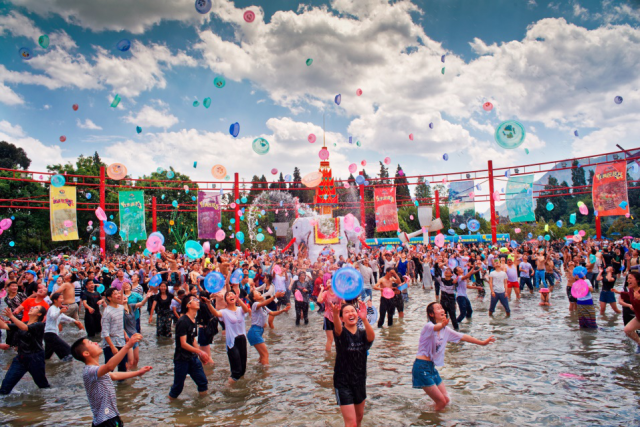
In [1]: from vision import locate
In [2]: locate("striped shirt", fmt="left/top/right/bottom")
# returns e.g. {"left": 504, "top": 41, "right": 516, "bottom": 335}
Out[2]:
{"left": 83, "top": 365, "right": 119, "bottom": 425}
{"left": 101, "top": 305, "right": 126, "bottom": 348}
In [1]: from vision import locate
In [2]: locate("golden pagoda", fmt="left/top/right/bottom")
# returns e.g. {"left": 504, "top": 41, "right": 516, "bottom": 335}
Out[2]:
{"left": 315, "top": 126, "right": 338, "bottom": 216}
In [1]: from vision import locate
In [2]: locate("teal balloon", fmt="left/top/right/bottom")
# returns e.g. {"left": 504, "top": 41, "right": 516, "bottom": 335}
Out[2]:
{"left": 236, "top": 231, "right": 245, "bottom": 241}
{"left": 172, "top": 200, "right": 178, "bottom": 208}
{"left": 241, "top": 197, "right": 247, "bottom": 203}
{"left": 252, "top": 138, "right": 270, "bottom": 155}
{"left": 203, "top": 97, "right": 211, "bottom": 108}
{"left": 544, "top": 234, "right": 551, "bottom": 241}
{"left": 495, "top": 120, "right": 526, "bottom": 149}
{"left": 546, "top": 202, "right": 554, "bottom": 211}
{"left": 9, "top": 241, "right": 15, "bottom": 247}
{"left": 136, "top": 126, "right": 142, "bottom": 134}
{"left": 166, "top": 170, "right": 175, "bottom": 179}
{"left": 184, "top": 240, "right": 204, "bottom": 260}
{"left": 214, "top": 76, "right": 226, "bottom": 88}
{"left": 256, "top": 233, "right": 265, "bottom": 242}
{"left": 193, "top": 100, "right": 200, "bottom": 107}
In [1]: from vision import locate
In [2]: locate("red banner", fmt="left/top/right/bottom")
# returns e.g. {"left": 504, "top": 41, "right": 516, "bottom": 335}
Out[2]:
{"left": 374, "top": 186, "right": 398, "bottom": 232}
{"left": 592, "top": 161, "right": 629, "bottom": 217}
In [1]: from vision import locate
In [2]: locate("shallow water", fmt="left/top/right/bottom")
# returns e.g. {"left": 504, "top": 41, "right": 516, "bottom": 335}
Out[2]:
{"left": 1, "top": 279, "right": 639, "bottom": 426}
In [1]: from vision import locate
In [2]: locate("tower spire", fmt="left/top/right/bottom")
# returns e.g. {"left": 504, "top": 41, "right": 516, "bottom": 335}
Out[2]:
{"left": 323, "top": 114, "right": 326, "bottom": 148}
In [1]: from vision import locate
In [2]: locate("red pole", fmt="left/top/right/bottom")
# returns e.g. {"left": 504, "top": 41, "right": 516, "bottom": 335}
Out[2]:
{"left": 595, "top": 215, "right": 602, "bottom": 240}
{"left": 99, "top": 166, "right": 106, "bottom": 256}
{"left": 234, "top": 172, "right": 240, "bottom": 251}
{"left": 434, "top": 189, "right": 441, "bottom": 234}
{"left": 152, "top": 196, "right": 157, "bottom": 232}
{"left": 358, "top": 172, "right": 366, "bottom": 228}
{"left": 488, "top": 160, "right": 497, "bottom": 244}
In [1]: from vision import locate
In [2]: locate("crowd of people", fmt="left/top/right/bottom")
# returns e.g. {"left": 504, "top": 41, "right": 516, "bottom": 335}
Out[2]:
{"left": 0, "top": 236, "right": 639, "bottom": 426}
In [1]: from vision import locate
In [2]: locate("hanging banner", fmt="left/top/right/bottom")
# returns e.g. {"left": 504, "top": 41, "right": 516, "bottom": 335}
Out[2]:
{"left": 449, "top": 180, "right": 475, "bottom": 226}
{"left": 592, "top": 161, "right": 629, "bottom": 216}
{"left": 374, "top": 186, "right": 398, "bottom": 232}
{"left": 118, "top": 190, "right": 147, "bottom": 241}
{"left": 197, "top": 191, "right": 222, "bottom": 239}
{"left": 50, "top": 186, "right": 79, "bottom": 241}
{"left": 506, "top": 175, "right": 535, "bottom": 222}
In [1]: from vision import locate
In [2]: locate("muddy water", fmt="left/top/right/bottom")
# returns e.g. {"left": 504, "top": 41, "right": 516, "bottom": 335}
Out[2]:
{"left": 1, "top": 280, "right": 638, "bottom": 426}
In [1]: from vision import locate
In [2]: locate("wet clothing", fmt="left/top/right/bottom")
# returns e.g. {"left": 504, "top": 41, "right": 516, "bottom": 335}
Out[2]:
{"left": 333, "top": 326, "right": 372, "bottom": 406}
{"left": 0, "top": 322, "right": 49, "bottom": 394}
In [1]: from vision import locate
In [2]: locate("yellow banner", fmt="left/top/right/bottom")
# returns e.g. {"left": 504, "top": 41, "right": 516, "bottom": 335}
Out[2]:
{"left": 50, "top": 186, "right": 79, "bottom": 241}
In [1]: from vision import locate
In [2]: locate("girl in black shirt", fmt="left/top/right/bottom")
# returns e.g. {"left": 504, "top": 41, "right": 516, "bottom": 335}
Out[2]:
{"left": 149, "top": 282, "right": 174, "bottom": 338}
{"left": 327, "top": 300, "right": 375, "bottom": 427}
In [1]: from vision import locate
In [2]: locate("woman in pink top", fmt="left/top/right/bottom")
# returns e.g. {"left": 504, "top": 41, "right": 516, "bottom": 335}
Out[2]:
{"left": 317, "top": 280, "right": 343, "bottom": 352}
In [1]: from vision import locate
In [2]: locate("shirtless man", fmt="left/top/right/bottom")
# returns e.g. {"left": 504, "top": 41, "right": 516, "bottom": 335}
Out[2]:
{"left": 373, "top": 268, "right": 401, "bottom": 328}
{"left": 534, "top": 250, "right": 547, "bottom": 289}
{"left": 58, "top": 273, "right": 80, "bottom": 320}
{"left": 544, "top": 252, "right": 558, "bottom": 292}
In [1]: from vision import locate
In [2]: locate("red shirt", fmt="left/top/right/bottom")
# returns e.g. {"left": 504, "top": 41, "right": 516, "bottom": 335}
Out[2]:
{"left": 20, "top": 298, "right": 50, "bottom": 322}
{"left": 621, "top": 291, "right": 640, "bottom": 319}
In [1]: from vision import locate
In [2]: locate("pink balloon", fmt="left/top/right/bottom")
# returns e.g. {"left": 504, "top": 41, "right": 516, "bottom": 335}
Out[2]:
{"left": 578, "top": 230, "right": 586, "bottom": 237}
{"left": 0, "top": 218, "right": 12, "bottom": 230}
{"left": 267, "top": 227, "right": 273, "bottom": 234}
{"left": 483, "top": 102, "right": 493, "bottom": 111}
{"left": 579, "top": 205, "right": 588, "bottom": 215}
{"left": 159, "top": 245, "right": 165, "bottom": 252}
{"left": 410, "top": 215, "right": 414, "bottom": 220}
{"left": 354, "top": 226, "right": 361, "bottom": 233}
{"left": 344, "top": 182, "right": 350, "bottom": 189}
{"left": 203, "top": 242, "right": 210, "bottom": 253}
{"left": 63, "top": 220, "right": 73, "bottom": 228}
{"left": 230, "top": 203, "right": 236, "bottom": 209}
{"left": 435, "top": 234, "right": 445, "bottom": 248}
{"left": 514, "top": 228, "right": 521, "bottom": 233}
{"left": 88, "top": 221, "right": 93, "bottom": 226}
{"left": 356, "top": 88, "right": 362, "bottom": 96}
{"left": 625, "top": 212, "right": 631, "bottom": 218}
{"left": 114, "top": 244, "right": 119, "bottom": 249}
{"left": 146, "top": 235, "right": 162, "bottom": 252}
{"left": 409, "top": 133, "right": 414, "bottom": 141}
{"left": 468, "top": 192, "right": 475, "bottom": 199}
{"left": 271, "top": 168, "right": 278, "bottom": 175}
{"left": 215, "top": 229, "right": 225, "bottom": 242}
{"left": 384, "top": 157, "right": 391, "bottom": 165}
{"left": 493, "top": 191, "right": 501, "bottom": 202}
{"left": 348, "top": 163, "right": 357, "bottom": 174}
{"left": 308, "top": 134, "right": 316, "bottom": 143}
{"left": 361, "top": 160, "right": 367, "bottom": 166}
{"left": 95, "top": 207, "right": 107, "bottom": 222}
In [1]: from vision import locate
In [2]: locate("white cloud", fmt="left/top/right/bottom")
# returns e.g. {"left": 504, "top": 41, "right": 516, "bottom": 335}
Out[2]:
{"left": 8, "top": 0, "right": 203, "bottom": 34}
{"left": 0, "top": 82, "right": 24, "bottom": 105}
{"left": 0, "top": 11, "right": 77, "bottom": 50}
{"left": 0, "top": 121, "right": 71, "bottom": 171}
{"left": 573, "top": 3, "right": 588, "bottom": 19}
{"left": 124, "top": 105, "right": 178, "bottom": 128}
{"left": 77, "top": 118, "right": 102, "bottom": 130}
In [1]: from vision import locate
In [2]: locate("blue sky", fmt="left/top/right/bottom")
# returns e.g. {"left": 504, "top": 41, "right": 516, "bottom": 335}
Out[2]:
{"left": 1, "top": 0, "right": 640, "bottom": 190}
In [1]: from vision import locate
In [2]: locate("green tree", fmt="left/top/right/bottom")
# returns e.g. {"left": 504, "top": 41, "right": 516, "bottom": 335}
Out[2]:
{"left": 415, "top": 177, "right": 432, "bottom": 203}
{"left": 0, "top": 141, "right": 31, "bottom": 169}
{"left": 571, "top": 160, "right": 587, "bottom": 190}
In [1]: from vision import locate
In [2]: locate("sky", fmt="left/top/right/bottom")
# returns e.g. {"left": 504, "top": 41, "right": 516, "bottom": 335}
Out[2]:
{"left": 1, "top": 0, "right": 640, "bottom": 192}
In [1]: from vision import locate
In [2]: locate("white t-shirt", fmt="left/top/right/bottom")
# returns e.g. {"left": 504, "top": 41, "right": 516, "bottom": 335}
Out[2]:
{"left": 489, "top": 270, "right": 507, "bottom": 293}
{"left": 416, "top": 322, "right": 464, "bottom": 367}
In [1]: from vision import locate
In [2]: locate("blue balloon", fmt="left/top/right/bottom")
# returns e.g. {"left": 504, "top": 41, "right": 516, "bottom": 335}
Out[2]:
{"left": 149, "top": 231, "right": 165, "bottom": 244}
{"left": 204, "top": 272, "right": 225, "bottom": 293}
{"left": 556, "top": 220, "right": 563, "bottom": 227}
{"left": 236, "top": 231, "right": 245, "bottom": 241}
{"left": 510, "top": 240, "right": 518, "bottom": 248}
{"left": 448, "top": 229, "right": 455, "bottom": 235}
{"left": 285, "top": 174, "right": 292, "bottom": 181}
{"left": 195, "top": 0, "right": 212, "bottom": 14}
{"left": 467, "top": 219, "right": 480, "bottom": 232}
{"left": 335, "top": 94, "right": 341, "bottom": 105}
{"left": 116, "top": 39, "right": 131, "bottom": 52}
{"left": 96, "top": 284, "right": 105, "bottom": 294}
{"left": 229, "top": 122, "right": 240, "bottom": 138}
{"left": 332, "top": 267, "right": 363, "bottom": 300}
{"left": 528, "top": 232, "right": 533, "bottom": 239}
{"left": 248, "top": 270, "right": 256, "bottom": 279}
{"left": 230, "top": 268, "right": 244, "bottom": 284}
{"left": 149, "top": 274, "right": 162, "bottom": 287}
{"left": 19, "top": 47, "right": 33, "bottom": 60}
{"left": 104, "top": 221, "right": 118, "bottom": 235}
{"left": 355, "top": 175, "right": 365, "bottom": 185}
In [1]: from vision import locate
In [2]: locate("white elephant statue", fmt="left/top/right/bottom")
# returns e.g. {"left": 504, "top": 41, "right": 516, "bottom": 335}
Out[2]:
{"left": 291, "top": 216, "right": 363, "bottom": 261}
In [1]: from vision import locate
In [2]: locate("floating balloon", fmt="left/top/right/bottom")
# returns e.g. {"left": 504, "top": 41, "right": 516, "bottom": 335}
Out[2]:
{"left": 110, "top": 94, "right": 121, "bottom": 108}
{"left": 495, "top": 120, "right": 526, "bottom": 149}
{"left": 619, "top": 201, "right": 628, "bottom": 209}
{"left": 571, "top": 279, "right": 589, "bottom": 299}
{"left": 570, "top": 213, "right": 577, "bottom": 224}
{"left": 356, "top": 140, "right": 361, "bottom": 147}
{"left": 236, "top": 231, "right": 245, "bottom": 241}
{"left": 335, "top": 94, "right": 341, "bottom": 105}
{"left": 409, "top": 133, "right": 414, "bottom": 141}
{"left": 204, "top": 272, "right": 225, "bottom": 294}
{"left": 252, "top": 138, "right": 270, "bottom": 155}
{"left": 105, "top": 163, "right": 127, "bottom": 181}
{"left": 184, "top": 185, "right": 189, "bottom": 193}
{"left": 38, "top": 35, "right": 50, "bottom": 49}
{"left": 356, "top": 88, "right": 363, "bottom": 96}
{"left": 429, "top": 122, "right": 434, "bottom": 129}
{"left": 193, "top": 100, "right": 200, "bottom": 107}
{"left": 546, "top": 202, "right": 554, "bottom": 211}
{"left": 195, "top": 0, "right": 212, "bottom": 14}
{"left": 284, "top": 174, "right": 291, "bottom": 181}
{"left": 493, "top": 191, "right": 500, "bottom": 202}
{"left": 514, "top": 228, "right": 521, "bottom": 234}
{"left": 348, "top": 163, "right": 357, "bottom": 174}
{"left": 71, "top": 104, "right": 79, "bottom": 112}
{"left": 211, "top": 164, "right": 227, "bottom": 179}
{"left": 51, "top": 174, "right": 65, "bottom": 187}
{"left": 441, "top": 67, "right": 445, "bottom": 75}
{"left": 306, "top": 58, "right": 313, "bottom": 66}
{"left": 104, "top": 221, "right": 118, "bottom": 235}
{"left": 215, "top": 229, "right": 225, "bottom": 242}
{"left": 307, "top": 133, "right": 317, "bottom": 143}
{"left": 243, "top": 10, "right": 256, "bottom": 22}
{"left": 0, "top": 219, "right": 12, "bottom": 230}
{"left": 434, "top": 233, "right": 445, "bottom": 248}
{"left": 9, "top": 241, "right": 15, "bottom": 247}
{"left": 19, "top": 47, "right": 32, "bottom": 60}
{"left": 361, "top": 160, "right": 367, "bottom": 167}
{"left": 172, "top": 200, "right": 178, "bottom": 208}
{"left": 318, "top": 147, "right": 329, "bottom": 160}
{"left": 443, "top": 153, "right": 449, "bottom": 161}
{"left": 135, "top": 126, "right": 142, "bottom": 134}
{"left": 146, "top": 235, "right": 162, "bottom": 252}
{"left": 524, "top": 148, "right": 529, "bottom": 155}
{"left": 214, "top": 76, "right": 226, "bottom": 88}
{"left": 166, "top": 170, "right": 175, "bottom": 179}
{"left": 614, "top": 96, "right": 623, "bottom": 105}
{"left": 384, "top": 157, "right": 391, "bottom": 165}
{"left": 574, "top": 130, "right": 579, "bottom": 137}
{"left": 60, "top": 136, "right": 66, "bottom": 142}
{"left": 149, "top": 231, "right": 165, "bottom": 245}
{"left": 256, "top": 233, "right": 265, "bottom": 242}
{"left": 185, "top": 240, "right": 204, "bottom": 259}
{"left": 271, "top": 168, "right": 278, "bottom": 175}
{"left": 441, "top": 55, "right": 445, "bottom": 63}
{"left": 556, "top": 220, "right": 563, "bottom": 227}
{"left": 229, "top": 122, "right": 240, "bottom": 138}
{"left": 467, "top": 219, "right": 480, "bottom": 232}
{"left": 302, "top": 171, "right": 323, "bottom": 188}
{"left": 116, "top": 39, "right": 131, "bottom": 52}
{"left": 63, "top": 220, "right": 73, "bottom": 228}
{"left": 448, "top": 229, "right": 456, "bottom": 236}
{"left": 332, "top": 267, "right": 364, "bottom": 300}
{"left": 203, "top": 97, "right": 211, "bottom": 108}
{"left": 355, "top": 175, "right": 365, "bottom": 185}
{"left": 579, "top": 205, "right": 588, "bottom": 215}
{"left": 483, "top": 102, "right": 493, "bottom": 111}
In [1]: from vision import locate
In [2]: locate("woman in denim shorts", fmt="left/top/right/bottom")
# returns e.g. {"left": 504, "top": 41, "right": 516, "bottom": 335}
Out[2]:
{"left": 412, "top": 302, "right": 496, "bottom": 410}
